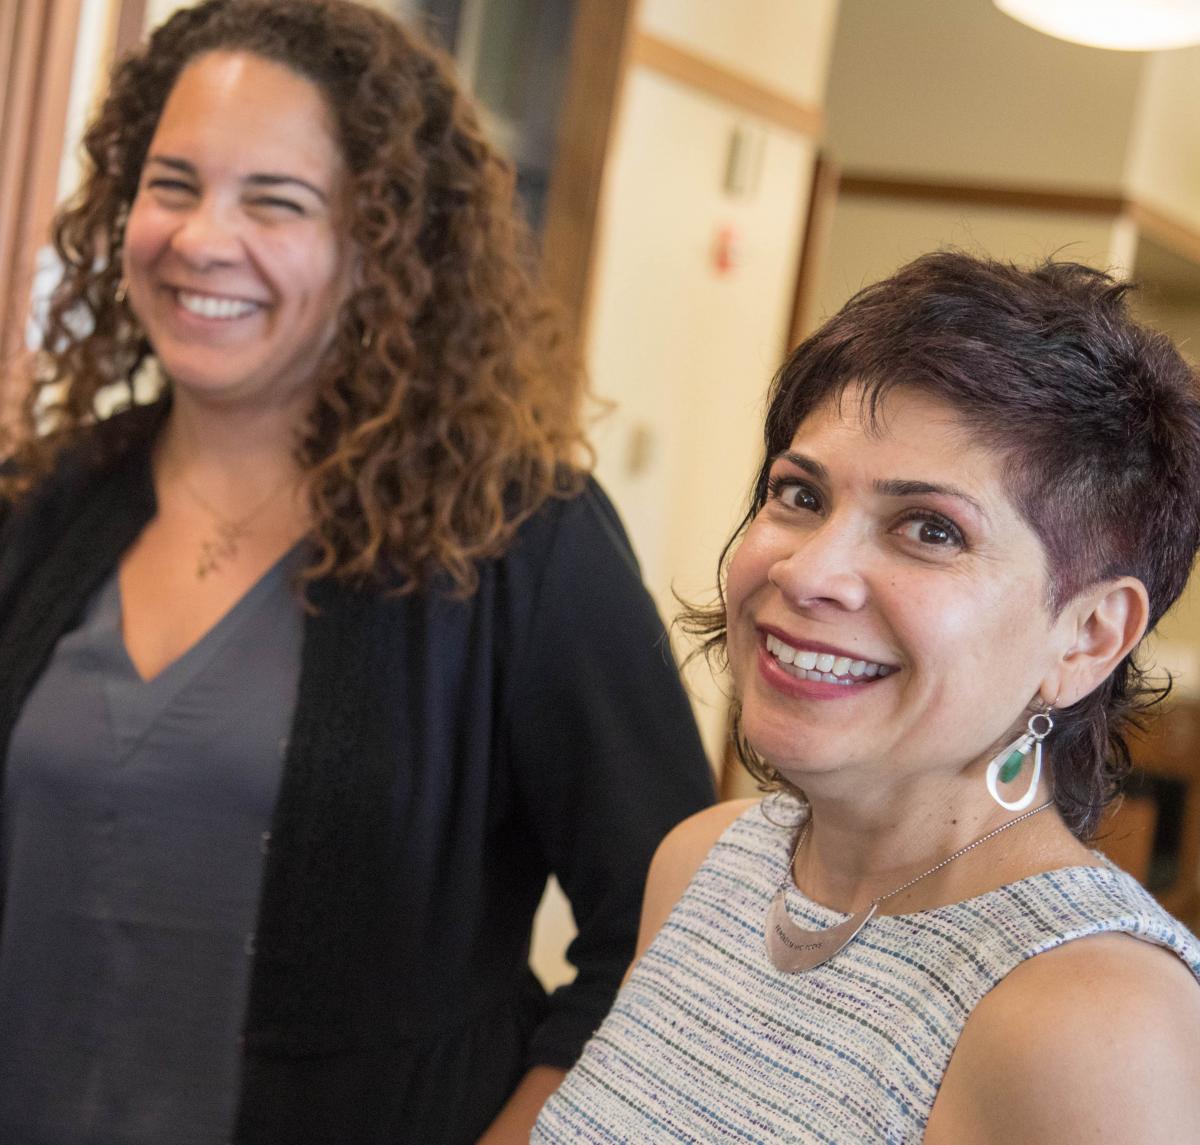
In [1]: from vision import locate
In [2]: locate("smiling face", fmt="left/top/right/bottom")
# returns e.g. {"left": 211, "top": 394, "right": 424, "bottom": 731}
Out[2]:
{"left": 726, "top": 386, "right": 1076, "bottom": 795}
{"left": 122, "top": 51, "right": 354, "bottom": 409}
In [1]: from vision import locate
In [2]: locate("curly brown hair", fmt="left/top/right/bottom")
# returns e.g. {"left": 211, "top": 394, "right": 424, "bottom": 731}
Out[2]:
{"left": 2, "top": 0, "right": 587, "bottom": 595}
{"left": 682, "top": 253, "right": 1200, "bottom": 840}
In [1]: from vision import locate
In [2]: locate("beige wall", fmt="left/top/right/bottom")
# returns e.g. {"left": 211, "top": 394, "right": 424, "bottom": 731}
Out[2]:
{"left": 826, "top": 0, "right": 1142, "bottom": 190}
{"left": 640, "top": 0, "right": 838, "bottom": 105}
{"left": 1126, "top": 44, "right": 1200, "bottom": 233}
{"left": 818, "top": 196, "right": 1120, "bottom": 320}
{"left": 587, "top": 3, "right": 839, "bottom": 762}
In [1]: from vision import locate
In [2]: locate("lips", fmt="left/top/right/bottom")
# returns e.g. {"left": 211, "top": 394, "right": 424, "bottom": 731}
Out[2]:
{"left": 764, "top": 631, "right": 895, "bottom": 685}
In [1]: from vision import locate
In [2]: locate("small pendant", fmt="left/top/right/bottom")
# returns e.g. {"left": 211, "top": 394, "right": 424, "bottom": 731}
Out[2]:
{"left": 765, "top": 891, "right": 877, "bottom": 973}
{"left": 196, "top": 521, "right": 247, "bottom": 580}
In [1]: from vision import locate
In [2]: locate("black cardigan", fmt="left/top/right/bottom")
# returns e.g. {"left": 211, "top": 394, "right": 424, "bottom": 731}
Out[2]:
{"left": 0, "top": 415, "right": 715, "bottom": 1143}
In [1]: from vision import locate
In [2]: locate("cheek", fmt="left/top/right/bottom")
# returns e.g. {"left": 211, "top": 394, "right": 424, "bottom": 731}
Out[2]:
{"left": 122, "top": 200, "right": 165, "bottom": 274}
{"left": 725, "top": 530, "right": 768, "bottom": 616}
{"left": 899, "top": 574, "right": 1048, "bottom": 684}
{"left": 265, "top": 227, "right": 344, "bottom": 301}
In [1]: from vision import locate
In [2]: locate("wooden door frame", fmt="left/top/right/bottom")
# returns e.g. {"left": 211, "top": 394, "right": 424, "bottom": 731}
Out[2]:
{"left": 1, "top": 0, "right": 84, "bottom": 388}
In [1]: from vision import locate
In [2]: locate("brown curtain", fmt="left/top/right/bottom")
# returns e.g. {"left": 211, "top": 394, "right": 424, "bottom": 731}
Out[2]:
{"left": 0, "top": 0, "right": 82, "bottom": 408}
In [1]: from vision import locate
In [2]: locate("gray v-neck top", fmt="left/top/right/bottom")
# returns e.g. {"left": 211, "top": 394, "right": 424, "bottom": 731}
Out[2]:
{"left": 0, "top": 552, "right": 303, "bottom": 1144}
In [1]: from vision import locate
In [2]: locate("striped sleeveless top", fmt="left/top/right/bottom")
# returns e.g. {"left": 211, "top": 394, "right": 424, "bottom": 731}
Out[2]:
{"left": 534, "top": 801, "right": 1200, "bottom": 1143}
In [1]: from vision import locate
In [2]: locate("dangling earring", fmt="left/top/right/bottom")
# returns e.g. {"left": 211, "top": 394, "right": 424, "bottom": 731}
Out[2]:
{"left": 115, "top": 278, "right": 128, "bottom": 306}
{"left": 986, "top": 706, "right": 1053, "bottom": 811}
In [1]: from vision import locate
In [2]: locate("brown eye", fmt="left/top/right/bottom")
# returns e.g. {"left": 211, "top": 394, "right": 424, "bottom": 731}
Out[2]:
{"left": 767, "top": 476, "right": 821, "bottom": 513}
{"left": 895, "top": 514, "right": 964, "bottom": 549}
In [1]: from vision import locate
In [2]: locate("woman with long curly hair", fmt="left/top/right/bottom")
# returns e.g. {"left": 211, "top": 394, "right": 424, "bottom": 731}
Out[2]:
{"left": 0, "top": 2, "right": 714, "bottom": 1142}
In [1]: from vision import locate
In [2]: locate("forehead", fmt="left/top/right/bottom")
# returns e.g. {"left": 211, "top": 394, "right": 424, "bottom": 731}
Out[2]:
{"left": 793, "top": 386, "right": 968, "bottom": 446}
{"left": 787, "top": 386, "right": 1007, "bottom": 495}
{"left": 151, "top": 51, "right": 343, "bottom": 177}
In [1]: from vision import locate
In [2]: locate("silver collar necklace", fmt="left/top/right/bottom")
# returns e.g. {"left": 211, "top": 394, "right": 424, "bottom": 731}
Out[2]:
{"left": 765, "top": 800, "right": 1054, "bottom": 973}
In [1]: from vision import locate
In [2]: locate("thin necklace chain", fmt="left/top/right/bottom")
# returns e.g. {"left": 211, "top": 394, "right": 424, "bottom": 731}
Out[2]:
{"left": 787, "top": 799, "right": 1055, "bottom": 909}
{"left": 178, "top": 469, "right": 293, "bottom": 531}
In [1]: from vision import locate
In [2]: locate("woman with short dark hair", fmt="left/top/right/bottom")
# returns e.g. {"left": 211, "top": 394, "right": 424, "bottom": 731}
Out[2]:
{"left": 0, "top": 3, "right": 714, "bottom": 1142}
{"left": 535, "top": 253, "right": 1200, "bottom": 1143}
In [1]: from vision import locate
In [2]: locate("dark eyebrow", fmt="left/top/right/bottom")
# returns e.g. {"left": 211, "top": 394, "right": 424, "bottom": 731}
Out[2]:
{"left": 245, "top": 173, "right": 328, "bottom": 204}
{"left": 144, "top": 156, "right": 328, "bottom": 203}
{"left": 773, "top": 453, "right": 988, "bottom": 520}
{"left": 145, "top": 155, "right": 197, "bottom": 176}
{"left": 776, "top": 452, "right": 829, "bottom": 481}
{"left": 874, "top": 478, "right": 987, "bottom": 520}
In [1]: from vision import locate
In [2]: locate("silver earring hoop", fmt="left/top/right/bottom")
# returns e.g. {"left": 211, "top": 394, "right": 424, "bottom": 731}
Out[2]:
{"left": 986, "top": 707, "right": 1053, "bottom": 811}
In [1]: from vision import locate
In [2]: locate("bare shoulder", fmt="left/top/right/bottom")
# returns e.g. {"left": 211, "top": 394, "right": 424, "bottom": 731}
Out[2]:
{"left": 631, "top": 799, "right": 758, "bottom": 966}
{"left": 927, "top": 933, "right": 1200, "bottom": 1144}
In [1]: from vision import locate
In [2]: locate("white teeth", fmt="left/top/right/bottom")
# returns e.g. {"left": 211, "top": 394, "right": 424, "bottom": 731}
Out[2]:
{"left": 767, "top": 634, "right": 795, "bottom": 664}
{"left": 765, "top": 635, "right": 892, "bottom": 683}
{"left": 177, "top": 290, "right": 258, "bottom": 319}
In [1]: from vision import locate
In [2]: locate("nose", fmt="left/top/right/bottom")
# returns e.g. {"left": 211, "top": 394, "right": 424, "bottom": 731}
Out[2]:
{"left": 767, "top": 516, "right": 869, "bottom": 613}
{"left": 168, "top": 201, "right": 243, "bottom": 269}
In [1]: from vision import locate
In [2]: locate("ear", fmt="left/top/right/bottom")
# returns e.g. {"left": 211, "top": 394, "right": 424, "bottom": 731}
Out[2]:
{"left": 1043, "top": 576, "right": 1150, "bottom": 708}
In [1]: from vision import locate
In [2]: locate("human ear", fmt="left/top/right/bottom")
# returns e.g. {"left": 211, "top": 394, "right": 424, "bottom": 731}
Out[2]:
{"left": 1044, "top": 577, "right": 1150, "bottom": 708}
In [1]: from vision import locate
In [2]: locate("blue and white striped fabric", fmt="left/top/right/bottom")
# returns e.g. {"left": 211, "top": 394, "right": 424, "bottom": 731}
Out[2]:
{"left": 534, "top": 800, "right": 1200, "bottom": 1143}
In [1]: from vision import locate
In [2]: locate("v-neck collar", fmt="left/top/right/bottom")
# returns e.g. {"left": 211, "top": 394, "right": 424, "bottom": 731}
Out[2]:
{"left": 97, "top": 548, "right": 300, "bottom": 752}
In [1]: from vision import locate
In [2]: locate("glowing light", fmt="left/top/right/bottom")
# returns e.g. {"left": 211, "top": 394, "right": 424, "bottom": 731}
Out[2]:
{"left": 995, "top": 0, "right": 1200, "bottom": 51}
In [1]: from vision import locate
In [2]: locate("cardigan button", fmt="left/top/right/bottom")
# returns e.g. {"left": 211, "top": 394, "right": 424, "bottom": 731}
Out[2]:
{"left": 244, "top": 933, "right": 256, "bottom": 956}
{"left": 260, "top": 831, "right": 271, "bottom": 855}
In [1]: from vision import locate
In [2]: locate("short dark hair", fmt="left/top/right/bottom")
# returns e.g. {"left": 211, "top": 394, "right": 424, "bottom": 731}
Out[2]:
{"left": 686, "top": 252, "right": 1200, "bottom": 839}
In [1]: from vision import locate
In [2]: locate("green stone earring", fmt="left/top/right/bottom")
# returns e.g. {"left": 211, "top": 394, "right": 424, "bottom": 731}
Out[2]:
{"left": 986, "top": 708, "right": 1054, "bottom": 811}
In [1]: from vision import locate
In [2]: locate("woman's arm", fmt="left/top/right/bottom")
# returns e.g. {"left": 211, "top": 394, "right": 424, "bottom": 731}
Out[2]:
{"left": 476, "top": 1066, "right": 567, "bottom": 1144}
{"left": 476, "top": 803, "right": 750, "bottom": 1142}
{"left": 926, "top": 933, "right": 1200, "bottom": 1143}
{"left": 503, "top": 480, "right": 716, "bottom": 1097}
{"left": 628, "top": 799, "right": 756, "bottom": 977}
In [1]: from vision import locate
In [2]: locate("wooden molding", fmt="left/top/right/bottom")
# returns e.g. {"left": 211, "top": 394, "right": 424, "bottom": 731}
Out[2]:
{"left": 788, "top": 150, "right": 840, "bottom": 348}
{"left": 114, "top": 0, "right": 148, "bottom": 56}
{"left": 540, "top": 0, "right": 639, "bottom": 347}
{"left": 1126, "top": 201, "right": 1200, "bottom": 273}
{"left": 631, "top": 31, "right": 822, "bottom": 139}
{"left": 838, "top": 172, "right": 1125, "bottom": 217}
{"left": 837, "top": 171, "right": 1200, "bottom": 281}
{"left": 2, "top": 0, "right": 84, "bottom": 369}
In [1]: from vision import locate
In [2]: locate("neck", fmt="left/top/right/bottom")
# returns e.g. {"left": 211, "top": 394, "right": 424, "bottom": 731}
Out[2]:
{"left": 157, "top": 389, "right": 306, "bottom": 491}
{"left": 792, "top": 770, "right": 1082, "bottom": 915}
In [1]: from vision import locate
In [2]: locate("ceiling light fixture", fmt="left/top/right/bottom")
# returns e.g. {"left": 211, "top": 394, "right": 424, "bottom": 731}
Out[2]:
{"left": 995, "top": 0, "right": 1200, "bottom": 51}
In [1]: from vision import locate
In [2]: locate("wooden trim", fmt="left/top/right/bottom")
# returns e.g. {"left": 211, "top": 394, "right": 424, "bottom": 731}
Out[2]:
{"left": 1126, "top": 201, "right": 1200, "bottom": 272}
{"left": 540, "top": 0, "right": 639, "bottom": 346}
{"left": 837, "top": 172, "right": 1200, "bottom": 283}
{"left": 631, "top": 31, "right": 822, "bottom": 139}
{"left": 0, "top": 0, "right": 84, "bottom": 425}
{"left": 838, "top": 172, "right": 1125, "bottom": 217}
{"left": 788, "top": 150, "right": 839, "bottom": 348}
{"left": 114, "top": 0, "right": 148, "bottom": 55}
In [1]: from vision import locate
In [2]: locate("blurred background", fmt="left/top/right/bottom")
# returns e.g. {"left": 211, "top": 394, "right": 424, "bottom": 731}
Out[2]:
{"left": 5, "top": 0, "right": 1200, "bottom": 980}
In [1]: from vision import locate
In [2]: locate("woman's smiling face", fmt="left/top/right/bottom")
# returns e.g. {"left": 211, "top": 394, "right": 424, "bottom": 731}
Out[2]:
{"left": 726, "top": 385, "right": 1074, "bottom": 791}
{"left": 122, "top": 51, "right": 354, "bottom": 409}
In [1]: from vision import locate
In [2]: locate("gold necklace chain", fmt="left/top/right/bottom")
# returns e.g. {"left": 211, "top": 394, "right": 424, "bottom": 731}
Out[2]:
{"left": 178, "top": 470, "right": 295, "bottom": 579}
